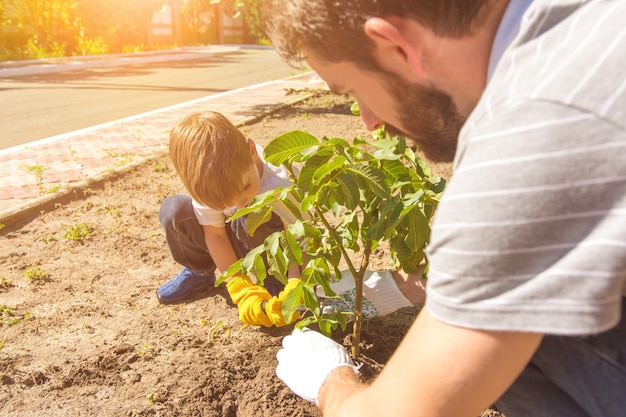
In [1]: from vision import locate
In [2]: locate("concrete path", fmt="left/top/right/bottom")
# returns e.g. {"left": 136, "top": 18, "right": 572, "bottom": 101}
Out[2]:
{"left": 0, "top": 47, "right": 325, "bottom": 226}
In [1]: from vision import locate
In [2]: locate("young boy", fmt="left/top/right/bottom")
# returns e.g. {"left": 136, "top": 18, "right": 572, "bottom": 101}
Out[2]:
{"left": 157, "top": 111, "right": 426, "bottom": 327}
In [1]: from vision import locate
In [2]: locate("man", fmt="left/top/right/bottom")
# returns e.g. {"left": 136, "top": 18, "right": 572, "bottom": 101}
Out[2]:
{"left": 264, "top": 1, "right": 626, "bottom": 416}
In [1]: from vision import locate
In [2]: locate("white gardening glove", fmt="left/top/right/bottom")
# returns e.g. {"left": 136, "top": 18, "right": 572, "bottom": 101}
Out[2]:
{"left": 317, "top": 270, "right": 413, "bottom": 318}
{"left": 276, "top": 328, "right": 358, "bottom": 404}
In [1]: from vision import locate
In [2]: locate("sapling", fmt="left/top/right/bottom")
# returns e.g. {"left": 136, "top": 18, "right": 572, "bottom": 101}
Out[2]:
{"left": 219, "top": 125, "right": 445, "bottom": 357}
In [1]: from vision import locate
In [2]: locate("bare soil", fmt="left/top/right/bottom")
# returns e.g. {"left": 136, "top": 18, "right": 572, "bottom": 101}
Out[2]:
{"left": 0, "top": 93, "right": 501, "bottom": 417}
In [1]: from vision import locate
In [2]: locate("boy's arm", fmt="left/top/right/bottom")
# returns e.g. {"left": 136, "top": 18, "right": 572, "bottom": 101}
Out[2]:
{"left": 288, "top": 263, "right": 301, "bottom": 279}
{"left": 202, "top": 223, "right": 299, "bottom": 284}
{"left": 202, "top": 224, "right": 300, "bottom": 327}
{"left": 202, "top": 224, "right": 239, "bottom": 274}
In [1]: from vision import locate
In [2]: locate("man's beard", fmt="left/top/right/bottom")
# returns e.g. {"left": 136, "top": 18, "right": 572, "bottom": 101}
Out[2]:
{"left": 381, "top": 72, "right": 466, "bottom": 163}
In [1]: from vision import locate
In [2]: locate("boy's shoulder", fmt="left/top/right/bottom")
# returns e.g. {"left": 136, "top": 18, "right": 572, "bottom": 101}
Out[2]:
{"left": 258, "top": 159, "right": 293, "bottom": 193}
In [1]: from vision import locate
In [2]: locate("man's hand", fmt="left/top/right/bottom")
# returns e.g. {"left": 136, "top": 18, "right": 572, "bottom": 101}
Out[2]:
{"left": 226, "top": 276, "right": 301, "bottom": 327}
{"left": 276, "top": 328, "right": 358, "bottom": 404}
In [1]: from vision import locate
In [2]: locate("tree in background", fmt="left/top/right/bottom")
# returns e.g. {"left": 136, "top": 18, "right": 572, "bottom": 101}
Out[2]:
{"left": 181, "top": 0, "right": 212, "bottom": 35}
{"left": 222, "top": 0, "right": 266, "bottom": 42}
{"left": 0, "top": 0, "right": 166, "bottom": 60}
{"left": 0, "top": 0, "right": 268, "bottom": 60}
{"left": 1, "top": 0, "right": 84, "bottom": 58}
{"left": 77, "top": 0, "right": 165, "bottom": 53}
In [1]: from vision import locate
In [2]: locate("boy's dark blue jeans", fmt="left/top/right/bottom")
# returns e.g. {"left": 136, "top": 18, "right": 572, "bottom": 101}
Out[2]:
{"left": 158, "top": 194, "right": 285, "bottom": 296}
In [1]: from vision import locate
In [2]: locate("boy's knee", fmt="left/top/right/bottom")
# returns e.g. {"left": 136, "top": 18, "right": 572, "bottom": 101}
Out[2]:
{"left": 159, "top": 194, "right": 193, "bottom": 227}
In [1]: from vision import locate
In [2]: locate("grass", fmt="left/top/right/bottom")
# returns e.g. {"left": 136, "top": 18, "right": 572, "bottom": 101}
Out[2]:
{"left": 150, "top": 160, "right": 168, "bottom": 173}
{"left": 25, "top": 164, "right": 47, "bottom": 176}
{"left": 1, "top": 305, "right": 30, "bottom": 327}
{"left": 24, "top": 266, "right": 50, "bottom": 283}
{"left": 63, "top": 223, "right": 92, "bottom": 241}
{"left": 0, "top": 276, "right": 14, "bottom": 291}
{"left": 103, "top": 148, "right": 135, "bottom": 167}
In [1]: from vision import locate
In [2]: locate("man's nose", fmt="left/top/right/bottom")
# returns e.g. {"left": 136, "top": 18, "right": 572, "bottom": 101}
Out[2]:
{"left": 359, "top": 101, "right": 384, "bottom": 131}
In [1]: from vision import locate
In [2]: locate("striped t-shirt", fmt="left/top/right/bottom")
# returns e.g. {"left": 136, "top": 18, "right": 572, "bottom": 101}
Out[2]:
{"left": 426, "top": 0, "right": 626, "bottom": 336}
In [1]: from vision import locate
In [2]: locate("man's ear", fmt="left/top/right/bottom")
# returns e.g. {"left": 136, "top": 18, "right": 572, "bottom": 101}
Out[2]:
{"left": 364, "top": 17, "right": 425, "bottom": 78}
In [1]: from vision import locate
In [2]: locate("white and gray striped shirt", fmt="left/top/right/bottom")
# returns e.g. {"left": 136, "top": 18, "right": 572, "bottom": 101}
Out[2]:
{"left": 426, "top": 0, "right": 626, "bottom": 335}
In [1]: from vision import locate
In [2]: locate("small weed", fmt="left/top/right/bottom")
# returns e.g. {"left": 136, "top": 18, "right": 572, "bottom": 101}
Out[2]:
{"left": 25, "top": 164, "right": 47, "bottom": 176}
{"left": 137, "top": 343, "right": 152, "bottom": 356}
{"left": 79, "top": 322, "right": 94, "bottom": 333}
{"left": 24, "top": 267, "right": 50, "bottom": 283}
{"left": 63, "top": 223, "right": 92, "bottom": 241}
{"left": 39, "top": 233, "right": 56, "bottom": 244}
{"left": 0, "top": 334, "right": 6, "bottom": 349}
{"left": 103, "top": 148, "right": 135, "bottom": 166}
{"left": 115, "top": 156, "right": 134, "bottom": 167}
{"left": 0, "top": 276, "right": 13, "bottom": 291}
{"left": 208, "top": 320, "right": 231, "bottom": 344}
{"left": 0, "top": 224, "right": 4, "bottom": 232}
{"left": 103, "top": 205, "right": 120, "bottom": 218}
{"left": 150, "top": 160, "right": 168, "bottom": 173}
{"left": 1, "top": 305, "right": 29, "bottom": 326}
{"left": 41, "top": 184, "right": 61, "bottom": 194}
{"left": 83, "top": 188, "right": 99, "bottom": 196}
{"left": 25, "top": 164, "right": 52, "bottom": 195}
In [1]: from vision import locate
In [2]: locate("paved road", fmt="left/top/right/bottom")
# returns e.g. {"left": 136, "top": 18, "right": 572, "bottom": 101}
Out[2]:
{"left": 0, "top": 48, "right": 300, "bottom": 150}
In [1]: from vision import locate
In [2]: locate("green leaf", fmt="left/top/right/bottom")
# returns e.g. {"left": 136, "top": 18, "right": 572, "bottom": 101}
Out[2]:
{"left": 217, "top": 259, "right": 244, "bottom": 285}
{"left": 280, "top": 231, "right": 303, "bottom": 265}
{"left": 282, "top": 284, "right": 304, "bottom": 323}
{"left": 381, "top": 159, "right": 410, "bottom": 182}
{"left": 246, "top": 205, "right": 274, "bottom": 236}
{"left": 312, "top": 156, "right": 347, "bottom": 186}
{"left": 241, "top": 246, "right": 265, "bottom": 274}
{"left": 402, "top": 208, "right": 429, "bottom": 251}
{"left": 371, "top": 139, "right": 403, "bottom": 160}
{"left": 263, "top": 231, "right": 280, "bottom": 256}
{"left": 336, "top": 173, "right": 360, "bottom": 210}
{"left": 264, "top": 131, "right": 320, "bottom": 165}
{"left": 346, "top": 164, "right": 391, "bottom": 198}
{"left": 350, "top": 101, "right": 360, "bottom": 116}
{"left": 267, "top": 246, "right": 287, "bottom": 282}
{"left": 302, "top": 285, "right": 320, "bottom": 318}
{"left": 252, "top": 251, "right": 268, "bottom": 284}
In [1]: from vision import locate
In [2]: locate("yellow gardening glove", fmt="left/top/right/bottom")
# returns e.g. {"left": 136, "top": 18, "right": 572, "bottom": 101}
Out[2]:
{"left": 265, "top": 279, "right": 302, "bottom": 327}
{"left": 226, "top": 276, "right": 273, "bottom": 327}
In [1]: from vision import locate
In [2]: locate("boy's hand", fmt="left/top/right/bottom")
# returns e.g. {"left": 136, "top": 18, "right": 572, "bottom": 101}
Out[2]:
{"left": 266, "top": 279, "right": 301, "bottom": 326}
{"left": 227, "top": 276, "right": 273, "bottom": 327}
{"left": 226, "top": 276, "right": 301, "bottom": 327}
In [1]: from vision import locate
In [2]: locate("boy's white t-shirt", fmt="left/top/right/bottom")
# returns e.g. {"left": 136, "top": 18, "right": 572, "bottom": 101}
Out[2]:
{"left": 191, "top": 143, "right": 296, "bottom": 228}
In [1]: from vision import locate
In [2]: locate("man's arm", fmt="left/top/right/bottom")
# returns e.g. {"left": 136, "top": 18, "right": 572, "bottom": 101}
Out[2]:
{"left": 318, "top": 308, "right": 543, "bottom": 417}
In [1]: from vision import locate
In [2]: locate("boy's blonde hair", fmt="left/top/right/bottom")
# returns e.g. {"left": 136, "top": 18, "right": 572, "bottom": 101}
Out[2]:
{"left": 169, "top": 111, "right": 253, "bottom": 210}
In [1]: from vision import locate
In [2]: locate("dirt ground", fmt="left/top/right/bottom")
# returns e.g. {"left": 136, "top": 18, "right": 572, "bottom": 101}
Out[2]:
{"left": 0, "top": 93, "right": 503, "bottom": 417}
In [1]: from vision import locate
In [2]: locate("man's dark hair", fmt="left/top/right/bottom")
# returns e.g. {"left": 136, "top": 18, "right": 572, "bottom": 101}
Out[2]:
{"left": 264, "top": 0, "right": 493, "bottom": 69}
